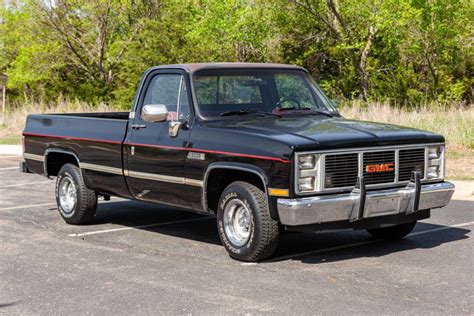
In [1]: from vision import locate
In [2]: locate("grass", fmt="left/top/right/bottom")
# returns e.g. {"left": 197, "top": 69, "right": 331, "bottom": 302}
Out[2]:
{"left": 1, "top": 99, "right": 472, "bottom": 179}
{"left": 340, "top": 101, "right": 473, "bottom": 150}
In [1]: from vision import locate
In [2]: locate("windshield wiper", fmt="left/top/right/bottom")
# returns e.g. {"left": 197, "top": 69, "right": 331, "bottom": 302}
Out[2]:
{"left": 220, "top": 109, "right": 281, "bottom": 118}
{"left": 220, "top": 109, "right": 258, "bottom": 117}
{"left": 276, "top": 107, "right": 333, "bottom": 117}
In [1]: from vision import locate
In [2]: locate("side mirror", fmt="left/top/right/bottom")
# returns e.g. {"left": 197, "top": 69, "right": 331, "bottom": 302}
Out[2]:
{"left": 142, "top": 104, "right": 168, "bottom": 122}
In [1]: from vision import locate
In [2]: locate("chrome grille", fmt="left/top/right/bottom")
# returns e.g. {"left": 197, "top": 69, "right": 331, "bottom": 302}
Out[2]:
{"left": 324, "top": 153, "right": 358, "bottom": 188}
{"left": 399, "top": 148, "right": 425, "bottom": 181}
{"left": 363, "top": 151, "right": 395, "bottom": 184}
{"left": 322, "top": 147, "right": 426, "bottom": 190}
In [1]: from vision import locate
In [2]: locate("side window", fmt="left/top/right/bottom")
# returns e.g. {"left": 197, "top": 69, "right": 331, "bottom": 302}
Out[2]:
{"left": 142, "top": 74, "right": 190, "bottom": 121}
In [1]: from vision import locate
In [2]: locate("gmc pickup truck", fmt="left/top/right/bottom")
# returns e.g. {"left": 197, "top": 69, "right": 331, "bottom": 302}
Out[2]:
{"left": 21, "top": 63, "right": 455, "bottom": 261}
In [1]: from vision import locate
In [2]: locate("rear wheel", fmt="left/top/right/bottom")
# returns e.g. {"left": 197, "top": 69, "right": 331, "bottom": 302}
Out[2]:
{"left": 55, "top": 163, "right": 97, "bottom": 225}
{"left": 367, "top": 221, "right": 417, "bottom": 240}
{"left": 217, "top": 181, "right": 279, "bottom": 262}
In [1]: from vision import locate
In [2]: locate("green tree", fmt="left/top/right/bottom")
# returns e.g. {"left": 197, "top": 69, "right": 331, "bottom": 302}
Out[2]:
{"left": 402, "top": 0, "right": 472, "bottom": 102}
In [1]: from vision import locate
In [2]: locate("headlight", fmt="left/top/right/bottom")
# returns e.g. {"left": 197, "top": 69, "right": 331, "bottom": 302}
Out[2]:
{"left": 428, "top": 147, "right": 441, "bottom": 159}
{"left": 298, "top": 177, "right": 315, "bottom": 191}
{"left": 296, "top": 153, "right": 320, "bottom": 193}
{"left": 426, "top": 145, "right": 444, "bottom": 180}
{"left": 298, "top": 155, "right": 315, "bottom": 169}
{"left": 427, "top": 166, "right": 440, "bottom": 179}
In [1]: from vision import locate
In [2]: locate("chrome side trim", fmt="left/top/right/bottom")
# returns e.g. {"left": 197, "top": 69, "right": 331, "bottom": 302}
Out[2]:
{"left": 23, "top": 153, "right": 44, "bottom": 162}
{"left": 128, "top": 170, "right": 184, "bottom": 184}
{"left": 80, "top": 162, "right": 124, "bottom": 175}
{"left": 184, "top": 178, "right": 204, "bottom": 187}
{"left": 80, "top": 163, "right": 204, "bottom": 187}
{"left": 278, "top": 181, "right": 455, "bottom": 226}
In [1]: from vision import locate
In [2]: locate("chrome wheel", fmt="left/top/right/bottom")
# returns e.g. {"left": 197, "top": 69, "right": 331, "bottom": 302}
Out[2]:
{"left": 59, "top": 176, "right": 77, "bottom": 215}
{"left": 223, "top": 199, "right": 252, "bottom": 247}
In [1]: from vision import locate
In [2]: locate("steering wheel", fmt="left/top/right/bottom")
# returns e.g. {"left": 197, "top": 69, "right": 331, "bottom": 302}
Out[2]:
{"left": 274, "top": 97, "right": 302, "bottom": 109}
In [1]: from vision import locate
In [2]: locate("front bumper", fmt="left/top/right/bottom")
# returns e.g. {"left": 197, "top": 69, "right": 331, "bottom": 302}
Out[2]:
{"left": 277, "top": 181, "right": 455, "bottom": 226}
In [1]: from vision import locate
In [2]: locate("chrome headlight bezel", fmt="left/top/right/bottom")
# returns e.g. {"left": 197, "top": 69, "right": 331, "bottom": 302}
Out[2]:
{"left": 295, "top": 153, "right": 321, "bottom": 194}
{"left": 426, "top": 145, "right": 445, "bottom": 180}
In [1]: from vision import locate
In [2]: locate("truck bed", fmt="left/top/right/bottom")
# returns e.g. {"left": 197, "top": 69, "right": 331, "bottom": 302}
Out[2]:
{"left": 23, "top": 112, "right": 131, "bottom": 198}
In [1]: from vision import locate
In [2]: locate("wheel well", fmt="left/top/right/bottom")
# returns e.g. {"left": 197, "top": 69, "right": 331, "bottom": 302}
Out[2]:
{"left": 46, "top": 152, "right": 79, "bottom": 176}
{"left": 206, "top": 168, "right": 265, "bottom": 213}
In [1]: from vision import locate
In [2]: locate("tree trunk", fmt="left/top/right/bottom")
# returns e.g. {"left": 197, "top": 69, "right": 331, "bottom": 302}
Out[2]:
{"left": 24, "top": 84, "right": 34, "bottom": 105}
{"left": 358, "top": 25, "right": 377, "bottom": 101}
{"left": 1, "top": 85, "right": 6, "bottom": 126}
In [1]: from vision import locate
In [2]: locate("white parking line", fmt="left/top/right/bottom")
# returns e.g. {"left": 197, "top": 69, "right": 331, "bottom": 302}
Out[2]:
{"left": 268, "top": 221, "right": 474, "bottom": 262}
{"left": 408, "top": 221, "right": 474, "bottom": 236}
{"left": 0, "top": 181, "right": 52, "bottom": 188}
{"left": 68, "top": 216, "right": 214, "bottom": 237}
{"left": 0, "top": 155, "right": 20, "bottom": 159}
{"left": 0, "top": 203, "right": 57, "bottom": 211}
{"left": 0, "top": 167, "right": 19, "bottom": 171}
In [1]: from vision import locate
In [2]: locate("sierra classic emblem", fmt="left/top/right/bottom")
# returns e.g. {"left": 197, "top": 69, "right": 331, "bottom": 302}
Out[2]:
{"left": 366, "top": 163, "right": 394, "bottom": 173}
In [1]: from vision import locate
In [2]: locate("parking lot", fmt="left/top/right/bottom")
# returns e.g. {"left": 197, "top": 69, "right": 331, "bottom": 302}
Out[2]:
{"left": 1, "top": 152, "right": 473, "bottom": 314}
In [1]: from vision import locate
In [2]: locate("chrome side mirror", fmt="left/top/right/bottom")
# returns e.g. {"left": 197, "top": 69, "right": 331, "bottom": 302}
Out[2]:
{"left": 142, "top": 104, "right": 168, "bottom": 122}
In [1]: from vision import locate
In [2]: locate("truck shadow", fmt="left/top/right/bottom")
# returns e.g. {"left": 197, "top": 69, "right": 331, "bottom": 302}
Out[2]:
{"left": 271, "top": 221, "right": 471, "bottom": 264}
{"left": 94, "top": 199, "right": 221, "bottom": 245}
{"left": 93, "top": 199, "right": 472, "bottom": 263}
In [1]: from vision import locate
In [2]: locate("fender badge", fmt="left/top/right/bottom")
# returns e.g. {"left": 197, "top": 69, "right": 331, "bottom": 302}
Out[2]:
{"left": 187, "top": 152, "right": 205, "bottom": 161}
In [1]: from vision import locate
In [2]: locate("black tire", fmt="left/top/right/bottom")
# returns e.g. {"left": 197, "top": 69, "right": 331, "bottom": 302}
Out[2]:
{"left": 55, "top": 163, "right": 97, "bottom": 225}
{"left": 367, "top": 221, "right": 417, "bottom": 240}
{"left": 217, "top": 181, "right": 279, "bottom": 262}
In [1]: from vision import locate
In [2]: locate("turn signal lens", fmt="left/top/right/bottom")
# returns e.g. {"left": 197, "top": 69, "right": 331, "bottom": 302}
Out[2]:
{"left": 298, "top": 155, "right": 315, "bottom": 170}
{"left": 298, "top": 177, "right": 315, "bottom": 191}
{"left": 269, "top": 188, "right": 289, "bottom": 197}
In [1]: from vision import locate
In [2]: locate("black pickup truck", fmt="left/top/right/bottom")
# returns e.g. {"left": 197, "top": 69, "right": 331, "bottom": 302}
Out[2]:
{"left": 22, "top": 63, "right": 455, "bottom": 261}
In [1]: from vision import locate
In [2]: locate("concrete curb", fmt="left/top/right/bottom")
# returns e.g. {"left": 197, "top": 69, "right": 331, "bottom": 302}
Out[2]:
{"left": 0, "top": 145, "right": 22, "bottom": 156}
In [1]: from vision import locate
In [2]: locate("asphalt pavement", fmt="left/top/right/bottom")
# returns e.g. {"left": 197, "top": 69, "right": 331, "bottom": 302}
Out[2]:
{"left": 0, "top": 153, "right": 473, "bottom": 314}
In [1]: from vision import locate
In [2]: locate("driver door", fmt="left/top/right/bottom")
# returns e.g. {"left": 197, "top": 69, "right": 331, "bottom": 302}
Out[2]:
{"left": 125, "top": 70, "right": 192, "bottom": 207}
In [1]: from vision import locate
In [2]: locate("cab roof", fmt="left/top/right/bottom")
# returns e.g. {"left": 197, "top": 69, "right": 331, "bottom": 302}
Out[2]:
{"left": 150, "top": 62, "right": 308, "bottom": 74}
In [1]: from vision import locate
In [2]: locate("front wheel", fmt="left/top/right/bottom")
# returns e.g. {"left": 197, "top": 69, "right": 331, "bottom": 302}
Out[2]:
{"left": 56, "top": 163, "right": 97, "bottom": 225}
{"left": 217, "top": 181, "right": 279, "bottom": 262}
{"left": 367, "top": 221, "right": 417, "bottom": 240}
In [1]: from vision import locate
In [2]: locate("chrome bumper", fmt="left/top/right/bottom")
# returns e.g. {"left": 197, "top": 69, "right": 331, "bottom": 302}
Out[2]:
{"left": 277, "top": 181, "right": 455, "bottom": 226}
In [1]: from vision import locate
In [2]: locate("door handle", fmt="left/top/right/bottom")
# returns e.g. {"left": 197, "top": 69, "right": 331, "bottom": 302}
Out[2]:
{"left": 131, "top": 124, "right": 146, "bottom": 129}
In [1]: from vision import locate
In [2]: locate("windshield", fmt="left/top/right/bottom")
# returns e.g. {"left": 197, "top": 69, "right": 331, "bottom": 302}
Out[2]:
{"left": 193, "top": 69, "right": 338, "bottom": 118}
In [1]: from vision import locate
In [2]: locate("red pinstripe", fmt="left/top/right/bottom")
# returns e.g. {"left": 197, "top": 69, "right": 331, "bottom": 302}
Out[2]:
{"left": 23, "top": 132, "right": 291, "bottom": 163}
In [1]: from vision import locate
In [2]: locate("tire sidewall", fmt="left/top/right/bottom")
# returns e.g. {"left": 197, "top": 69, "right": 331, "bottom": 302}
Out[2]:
{"left": 55, "top": 164, "right": 81, "bottom": 220}
{"left": 217, "top": 184, "right": 265, "bottom": 259}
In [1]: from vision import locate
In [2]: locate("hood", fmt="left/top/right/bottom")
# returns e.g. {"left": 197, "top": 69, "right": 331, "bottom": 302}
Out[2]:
{"left": 205, "top": 116, "right": 444, "bottom": 150}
